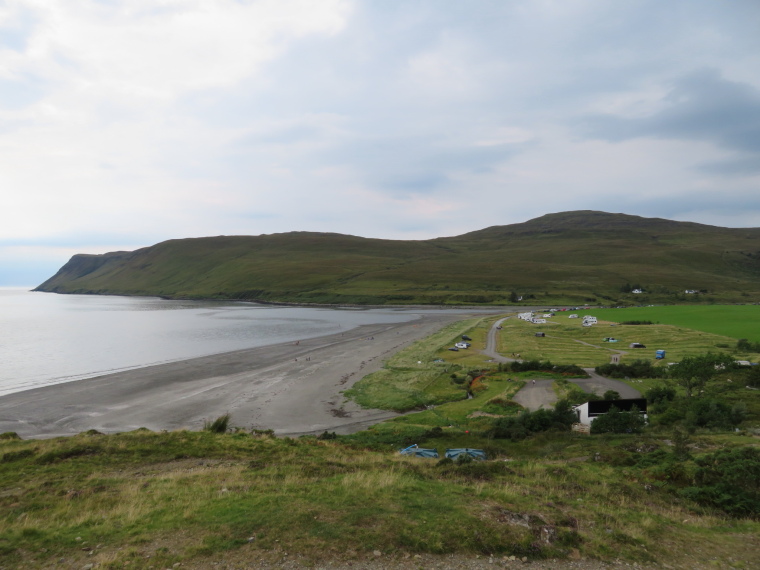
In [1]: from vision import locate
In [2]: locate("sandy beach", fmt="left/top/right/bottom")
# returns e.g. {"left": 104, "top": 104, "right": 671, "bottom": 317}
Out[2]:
{"left": 0, "top": 312, "right": 469, "bottom": 439}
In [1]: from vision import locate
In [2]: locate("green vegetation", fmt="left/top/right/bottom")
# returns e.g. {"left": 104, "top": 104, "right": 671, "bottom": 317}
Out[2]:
{"left": 3, "top": 306, "right": 760, "bottom": 567}
{"left": 590, "top": 406, "right": 647, "bottom": 434}
{"left": 203, "top": 413, "right": 231, "bottom": 433}
{"left": 35, "top": 211, "right": 760, "bottom": 305}
{"left": 497, "top": 312, "right": 760, "bottom": 368}
{"left": 2, "top": 428, "right": 759, "bottom": 568}
{"left": 584, "top": 305, "right": 760, "bottom": 342}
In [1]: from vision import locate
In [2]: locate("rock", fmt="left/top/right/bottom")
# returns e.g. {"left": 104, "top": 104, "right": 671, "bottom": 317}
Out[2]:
{"left": 82, "top": 565, "right": 94, "bottom": 570}
{"left": 373, "top": 550, "right": 381, "bottom": 557}
{"left": 521, "top": 557, "right": 528, "bottom": 562}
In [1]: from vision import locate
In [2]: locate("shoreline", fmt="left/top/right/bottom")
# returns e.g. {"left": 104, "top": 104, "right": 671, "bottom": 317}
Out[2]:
{"left": 0, "top": 312, "right": 475, "bottom": 440}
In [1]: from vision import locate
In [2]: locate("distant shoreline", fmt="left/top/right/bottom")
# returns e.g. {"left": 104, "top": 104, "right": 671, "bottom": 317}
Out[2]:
{"left": 0, "top": 312, "right": 481, "bottom": 440}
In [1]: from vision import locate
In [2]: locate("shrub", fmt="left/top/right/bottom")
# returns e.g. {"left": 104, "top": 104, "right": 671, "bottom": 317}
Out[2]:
{"left": 736, "top": 338, "right": 760, "bottom": 353}
{"left": 679, "top": 447, "right": 760, "bottom": 519}
{"left": 203, "top": 414, "right": 231, "bottom": 434}
{"left": 645, "top": 385, "right": 676, "bottom": 404}
{"left": 488, "top": 400, "right": 577, "bottom": 440}
{"left": 590, "top": 406, "right": 646, "bottom": 434}
{"left": 602, "top": 390, "right": 621, "bottom": 400}
{"left": 507, "top": 360, "right": 587, "bottom": 377}
{"left": 596, "top": 359, "right": 664, "bottom": 379}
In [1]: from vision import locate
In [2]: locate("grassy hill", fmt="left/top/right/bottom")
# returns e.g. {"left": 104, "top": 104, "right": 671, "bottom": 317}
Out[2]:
{"left": 34, "top": 211, "right": 760, "bottom": 305}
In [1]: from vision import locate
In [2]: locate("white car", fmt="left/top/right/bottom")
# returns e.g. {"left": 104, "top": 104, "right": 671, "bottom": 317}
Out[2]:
{"left": 455, "top": 342, "right": 471, "bottom": 349}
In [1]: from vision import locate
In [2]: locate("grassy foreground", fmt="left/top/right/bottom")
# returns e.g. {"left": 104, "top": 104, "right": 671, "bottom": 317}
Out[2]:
{"left": 1, "top": 429, "right": 759, "bottom": 569}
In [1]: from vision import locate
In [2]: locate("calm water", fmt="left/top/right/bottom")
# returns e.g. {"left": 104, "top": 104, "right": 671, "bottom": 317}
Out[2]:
{"left": 0, "top": 289, "right": 436, "bottom": 397}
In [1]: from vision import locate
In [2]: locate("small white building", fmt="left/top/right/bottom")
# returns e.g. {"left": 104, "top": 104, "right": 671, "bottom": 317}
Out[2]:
{"left": 518, "top": 312, "right": 534, "bottom": 321}
{"left": 632, "top": 289, "right": 643, "bottom": 294}
{"left": 531, "top": 318, "right": 547, "bottom": 324}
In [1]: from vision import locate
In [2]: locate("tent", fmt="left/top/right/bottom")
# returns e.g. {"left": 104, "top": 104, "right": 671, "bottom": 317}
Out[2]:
{"left": 399, "top": 444, "right": 439, "bottom": 458}
{"left": 444, "top": 448, "right": 487, "bottom": 461}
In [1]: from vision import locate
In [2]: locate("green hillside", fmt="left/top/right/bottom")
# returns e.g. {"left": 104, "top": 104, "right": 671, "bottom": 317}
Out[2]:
{"left": 35, "top": 211, "right": 760, "bottom": 305}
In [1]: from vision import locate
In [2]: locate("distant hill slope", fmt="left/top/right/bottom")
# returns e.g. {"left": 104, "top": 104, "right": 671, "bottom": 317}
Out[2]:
{"left": 35, "top": 211, "right": 760, "bottom": 305}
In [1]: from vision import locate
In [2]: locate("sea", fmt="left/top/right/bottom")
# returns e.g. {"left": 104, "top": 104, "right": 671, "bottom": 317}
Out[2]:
{"left": 0, "top": 288, "right": 499, "bottom": 397}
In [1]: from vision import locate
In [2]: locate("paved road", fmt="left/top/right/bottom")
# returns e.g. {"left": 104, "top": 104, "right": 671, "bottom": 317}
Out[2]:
{"left": 512, "top": 379, "right": 558, "bottom": 410}
{"left": 483, "top": 318, "right": 642, "bottom": 411}
{"left": 481, "top": 317, "right": 516, "bottom": 363}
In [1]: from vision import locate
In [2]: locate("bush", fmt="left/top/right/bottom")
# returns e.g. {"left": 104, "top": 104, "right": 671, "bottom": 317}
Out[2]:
{"left": 650, "top": 395, "right": 746, "bottom": 430}
{"left": 507, "top": 360, "right": 587, "bottom": 377}
{"left": 603, "top": 390, "right": 621, "bottom": 400}
{"left": 203, "top": 414, "right": 231, "bottom": 434}
{"left": 590, "top": 406, "right": 646, "bottom": 434}
{"left": 596, "top": 359, "right": 665, "bottom": 379}
{"left": 679, "top": 447, "right": 760, "bottom": 519}
{"left": 736, "top": 338, "right": 760, "bottom": 353}
{"left": 488, "top": 400, "right": 577, "bottom": 440}
{"left": 645, "top": 385, "right": 676, "bottom": 404}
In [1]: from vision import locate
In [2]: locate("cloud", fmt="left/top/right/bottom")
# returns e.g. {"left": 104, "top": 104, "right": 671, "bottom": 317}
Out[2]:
{"left": 579, "top": 69, "right": 760, "bottom": 162}
{"left": 2, "top": 1, "right": 760, "bottom": 285}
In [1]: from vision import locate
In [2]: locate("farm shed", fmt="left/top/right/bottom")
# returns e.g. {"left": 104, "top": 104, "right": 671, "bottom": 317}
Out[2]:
{"left": 574, "top": 398, "right": 648, "bottom": 426}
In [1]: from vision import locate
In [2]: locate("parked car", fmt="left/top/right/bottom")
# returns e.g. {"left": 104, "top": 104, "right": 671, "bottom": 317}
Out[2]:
{"left": 461, "top": 335, "right": 472, "bottom": 341}
{"left": 448, "top": 347, "right": 459, "bottom": 351}
{"left": 455, "top": 342, "right": 470, "bottom": 349}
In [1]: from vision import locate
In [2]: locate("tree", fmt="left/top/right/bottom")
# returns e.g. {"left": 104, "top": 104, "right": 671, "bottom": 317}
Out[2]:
{"left": 509, "top": 291, "right": 519, "bottom": 303}
{"left": 668, "top": 353, "right": 734, "bottom": 398}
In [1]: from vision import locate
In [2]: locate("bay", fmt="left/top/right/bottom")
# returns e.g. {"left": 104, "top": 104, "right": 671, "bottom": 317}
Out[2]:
{"left": 0, "top": 288, "right": 432, "bottom": 397}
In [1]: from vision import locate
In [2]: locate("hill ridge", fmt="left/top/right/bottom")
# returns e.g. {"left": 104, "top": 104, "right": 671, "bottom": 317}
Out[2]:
{"left": 35, "top": 211, "right": 760, "bottom": 305}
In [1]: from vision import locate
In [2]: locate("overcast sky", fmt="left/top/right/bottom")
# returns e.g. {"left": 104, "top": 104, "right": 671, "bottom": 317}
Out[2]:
{"left": 2, "top": 0, "right": 760, "bottom": 285}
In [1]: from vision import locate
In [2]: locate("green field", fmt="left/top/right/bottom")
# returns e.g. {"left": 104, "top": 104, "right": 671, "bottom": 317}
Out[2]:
{"left": 496, "top": 312, "right": 760, "bottom": 368}
{"left": 577, "top": 305, "right": 760, "bottom": 342}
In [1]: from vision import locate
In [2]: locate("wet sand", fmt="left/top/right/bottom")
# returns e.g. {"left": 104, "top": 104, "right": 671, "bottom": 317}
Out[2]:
{"left": 0, "top": 313, "right": 467, "bottom": 439}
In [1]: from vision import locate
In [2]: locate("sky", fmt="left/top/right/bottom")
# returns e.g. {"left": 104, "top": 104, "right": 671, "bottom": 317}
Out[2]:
{"left": 1, "top": 0, "right": 759, "bottom": 285}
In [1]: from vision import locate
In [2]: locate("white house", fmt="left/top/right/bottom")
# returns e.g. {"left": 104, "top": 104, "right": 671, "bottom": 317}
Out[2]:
{"left": 518, "top": 312, "right": 534, "bottom": 321}
{"left": 631, "top": 289, "right": 643, "bottom": 294}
